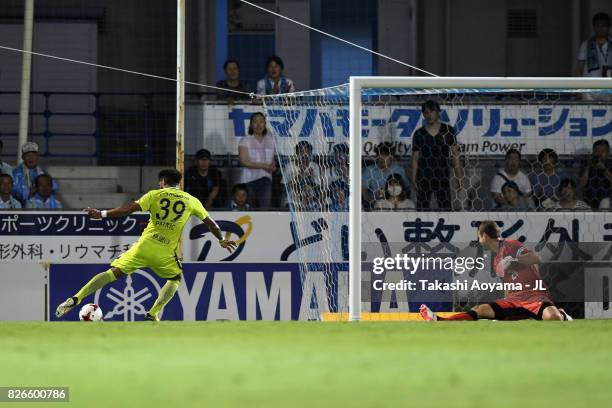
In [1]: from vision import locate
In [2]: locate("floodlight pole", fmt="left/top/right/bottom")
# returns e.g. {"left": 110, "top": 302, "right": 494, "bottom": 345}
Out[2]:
{"left": 17, "top": 0, "right": 35, "bottom": 161}
{"left": 176, "top": 0, "right": 186, "bottom": 187}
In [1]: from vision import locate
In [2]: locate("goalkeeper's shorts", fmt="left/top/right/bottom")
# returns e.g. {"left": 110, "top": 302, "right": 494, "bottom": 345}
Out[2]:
{"left": 488, "top": 298, "right": 554, "bottom": 321}
{"left": 111, "top": 239, "right": 182, "bottom": 279}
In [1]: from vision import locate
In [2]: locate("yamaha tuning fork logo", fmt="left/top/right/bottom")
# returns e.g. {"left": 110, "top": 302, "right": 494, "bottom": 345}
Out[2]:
{"left": 93, "top": 270, "right": 163, "bottom": 321}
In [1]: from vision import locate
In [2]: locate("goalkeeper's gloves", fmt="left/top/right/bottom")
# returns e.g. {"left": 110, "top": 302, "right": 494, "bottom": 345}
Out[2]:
{"left": 501, "top": 256, "right": 518, "bottom": 274}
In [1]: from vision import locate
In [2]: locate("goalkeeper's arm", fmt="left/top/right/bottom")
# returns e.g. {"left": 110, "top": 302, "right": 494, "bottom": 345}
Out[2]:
{"left": 84, "top": 202, "right": 141, "bottom": 219}
{"left": 515, "top": 251, "right": 540, "bottom": 266}
{"left": 497, "top": 251, "right": 541, "bottom": 277}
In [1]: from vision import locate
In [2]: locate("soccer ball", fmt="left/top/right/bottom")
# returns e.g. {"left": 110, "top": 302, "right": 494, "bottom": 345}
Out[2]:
{"left": 79, "top": 303, "right": 104, "bottom": 321}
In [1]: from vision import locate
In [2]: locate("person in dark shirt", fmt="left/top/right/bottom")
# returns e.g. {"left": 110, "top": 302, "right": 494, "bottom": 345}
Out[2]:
{"left": 215, "top": 59, "right": 250, "bottom": 101}
{"left": 185, "top": 149, "right": 222, "bottom": 208}
{"left": 410, "top": 100, "right": 464, "bottom": 210}
{"left": 580, "top": 139, "right": 612, "bottom": 208}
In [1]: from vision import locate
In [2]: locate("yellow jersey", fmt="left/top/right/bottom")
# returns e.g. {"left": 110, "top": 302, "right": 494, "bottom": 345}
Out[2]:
{"left": 135, "top": 187, "right": 208, "bottom": 250}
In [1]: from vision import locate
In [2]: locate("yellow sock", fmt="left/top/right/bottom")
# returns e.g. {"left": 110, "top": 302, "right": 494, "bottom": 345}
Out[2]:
{"left": 148, "top": 279, "right": 180, "bottom": 318}
{"left": 74, "top": 269, "right": 117, "bottom": 304}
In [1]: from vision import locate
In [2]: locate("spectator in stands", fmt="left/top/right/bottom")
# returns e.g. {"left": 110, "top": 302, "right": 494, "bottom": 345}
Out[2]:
{"left": 490, "top": 149, "right": 532, "bottom": 208}
{"left": 228, "top": 183, "right": 250, "bottom": 211}
{"left": 0, "top": 174, "right": 21, "bottom": 209}
{"left": 288, "top": 181, "right": 320, "bottom": 212}
{"left": 328, "top": 143, "right": 349, "bottom": 185}
{"left": 319, "top": 143, "right": 349, "bottom": 209}
{"left": 238, "top": 112, "right": 276, "bottom": 209}
{"left": 26, "top": 174, "right": 62, "bottom": 209}
{"left": 411, "top": 100, "right": 463, "bottom": 211}
{"left": 12, "top": 141, "right": 56, "bottom": 204}
{"left": 282, "top": 141, "right": 321, "bottom": 207}
{"left": 216, "top": 59, "right": 250, "bottom": 101}
{"left": 554, "top": 178, "right": 590, "bottom": 210}
{"left": 256, "top": 56, "right": 295, "bottom": 95}
{"left": 328, "top": 179, "right": 348, "bottom": 212}
{"left": 580, "top": 139, "right": 612, "bottom": 208}
{"left": 530, "top": 148, "right": 566, "bottom": 209}
{"left": 576, "top": 12, "right": 612, "bottom": 78}
{"left": 284, "top": 141, "right": 321, "bottom": 184}
{"left": 0, "top": 140, "right": 13, "bottom": 176}
{"left": 185, "top": 148, "right": 222, "bottom": 209}
{"left": 374, "top": 174, "right": 415, "bottom": 211}
{"left": 362, "top": 142, "right": 407, "bottom": 208}
{"left": 498, "top": 181, "right": 532, "bottom": 211}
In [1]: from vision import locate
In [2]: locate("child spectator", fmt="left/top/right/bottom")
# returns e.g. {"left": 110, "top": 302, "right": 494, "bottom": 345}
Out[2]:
{"left": 490, "top": 149, "right": 532, "bottom": 208}
{"left": 229, "top": 184, "right": 250, "bottom": 211}
{"left": 26, "top": 174, "right": 62, "bottom": 209}
{"left": 374, "top": 174, "right": 415, "bottom": 211}
{"left": 185, "top": 148, "right": 222, "bottom": 209}
{"left": 554, "top": 179, "right": 591, "bottom": 210}
{"left": 215, "top": 59, "right": 250, "bottom": 101}
{"left": 238, "top": 112, "right": 276, "bottom": 209}
{"left": 0, "top": 174, "right": 21, "bottom": 209}
{"left": 256, "top": 56, "right": 295, "bottom": 95}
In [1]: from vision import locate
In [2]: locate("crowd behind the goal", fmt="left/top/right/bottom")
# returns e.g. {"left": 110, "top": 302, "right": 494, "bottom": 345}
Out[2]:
{"left": 0, "top": 11, "right": 610, "bottom": 212}
{"left": 1, "top": 104, "right": 612, "bottom": 213}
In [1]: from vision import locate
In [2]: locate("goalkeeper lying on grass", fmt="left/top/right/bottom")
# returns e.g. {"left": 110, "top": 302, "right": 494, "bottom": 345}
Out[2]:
{"left": 56, "top": 168, "right": 237, "bottom": 321}
{"left": 420, "top": 220, "right": 572, "bottom": 322}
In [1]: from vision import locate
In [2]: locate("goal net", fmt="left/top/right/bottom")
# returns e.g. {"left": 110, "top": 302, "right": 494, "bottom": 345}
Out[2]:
{"left": 262, "top": 77, "right": 612, "bottom": 321}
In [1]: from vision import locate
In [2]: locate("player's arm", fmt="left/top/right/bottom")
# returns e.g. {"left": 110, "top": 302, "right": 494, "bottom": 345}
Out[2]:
{"left": 500, "top": 246, "right": 540, "bottom": 275}
{"left": 203, "top": 217, "right": 238, "bottom": 252}
{"left": 450, "top": 143, "right": 464, "bottom": 188}
{"left": 84, "top": 202, "right": 141, "bottom": 219}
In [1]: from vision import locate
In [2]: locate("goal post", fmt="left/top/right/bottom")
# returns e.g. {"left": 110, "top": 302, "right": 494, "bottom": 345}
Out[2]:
{"left": 347, "top": 76, "right": 612, "bottom": 322}
{"left": 262, "top": 76, "right": 612, "bottom": 322}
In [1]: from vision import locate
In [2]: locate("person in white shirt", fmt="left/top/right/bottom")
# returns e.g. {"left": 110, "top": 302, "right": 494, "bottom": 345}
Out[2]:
{"left": 554, "top": 178, "right": 591, "bottom": 211}
{"left": 490, "top": 149, "right": 532, "bottom": 208}
{"left": 238, "top": 112, "right": 276, "bottom": 209}
{"left": 374, "top": 174, "right": 415, "bottom": 211}
{"left": 282, "top": 140, "right": 323, "bottom": 208}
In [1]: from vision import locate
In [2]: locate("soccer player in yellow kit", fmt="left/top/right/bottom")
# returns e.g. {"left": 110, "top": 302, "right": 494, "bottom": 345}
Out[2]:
{"left": 55, "top": 169, "right": 237, "bottom": 321}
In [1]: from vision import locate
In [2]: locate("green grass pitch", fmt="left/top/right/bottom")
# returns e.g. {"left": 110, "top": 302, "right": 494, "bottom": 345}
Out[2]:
{"left": 1, "top": 321, "right": 611, "bottom": 407}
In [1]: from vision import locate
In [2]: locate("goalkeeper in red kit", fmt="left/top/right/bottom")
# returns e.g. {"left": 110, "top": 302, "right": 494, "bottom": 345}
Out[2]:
{"left": 420, "top": 220, "right": 572, "bottom": 322}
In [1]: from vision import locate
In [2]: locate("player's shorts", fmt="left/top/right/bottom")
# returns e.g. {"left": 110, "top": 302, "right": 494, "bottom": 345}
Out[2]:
{"left": 111, "top": 239, "right": 182, "bottom": 279}
{"left": 487, "top": 298, "right": 554, "bottom": 321}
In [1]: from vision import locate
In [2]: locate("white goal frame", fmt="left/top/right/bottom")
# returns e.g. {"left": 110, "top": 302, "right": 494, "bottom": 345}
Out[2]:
{"left": 348, "top": 76, "right": 612, "bottom": 322}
